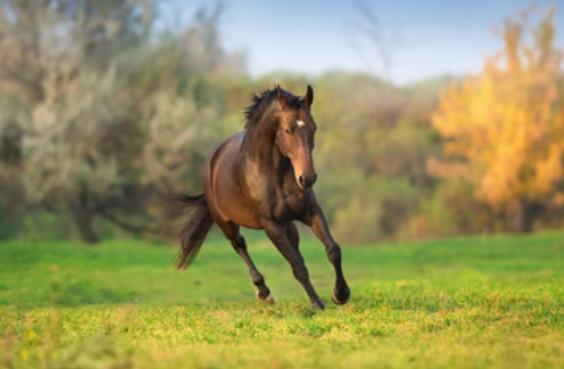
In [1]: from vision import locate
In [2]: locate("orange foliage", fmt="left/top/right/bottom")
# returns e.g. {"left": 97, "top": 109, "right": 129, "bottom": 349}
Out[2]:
{"left": 432, "top": 7, "right": 564, "bottom": 218}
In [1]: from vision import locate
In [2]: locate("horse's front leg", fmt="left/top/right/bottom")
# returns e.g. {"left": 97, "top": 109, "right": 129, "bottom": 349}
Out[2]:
{"left": 262, "top": 219, "right": 324, "bottom": 310}
{"left": 305, "top": 203, "right": 351, "bottom": 304}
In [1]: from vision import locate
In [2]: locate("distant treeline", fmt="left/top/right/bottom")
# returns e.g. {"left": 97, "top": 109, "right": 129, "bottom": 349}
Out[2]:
{"left": 0, "top": 1, "right": 562, "bottom": 244}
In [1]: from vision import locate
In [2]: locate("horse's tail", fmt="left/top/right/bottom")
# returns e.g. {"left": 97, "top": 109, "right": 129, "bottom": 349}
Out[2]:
{"left": 173, "top": 193, "right": 214, "bottom": 270}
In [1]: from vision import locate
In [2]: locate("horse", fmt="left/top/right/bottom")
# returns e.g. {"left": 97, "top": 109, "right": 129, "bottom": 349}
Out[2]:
{"left": 174, "top": 85, "right": 350, "bottom": 310}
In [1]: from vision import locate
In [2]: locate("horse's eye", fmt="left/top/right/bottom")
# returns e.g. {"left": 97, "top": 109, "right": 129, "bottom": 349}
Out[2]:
{"left": 285, "top": 128, "right": 292, "bottom": 135}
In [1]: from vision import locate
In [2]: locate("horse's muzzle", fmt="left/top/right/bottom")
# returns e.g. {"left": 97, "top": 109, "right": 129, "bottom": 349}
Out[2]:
{"left": 298, "top": 173, "right": 317, "bottom": 189}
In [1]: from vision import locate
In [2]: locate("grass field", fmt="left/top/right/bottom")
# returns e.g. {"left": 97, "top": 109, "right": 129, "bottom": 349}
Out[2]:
{"left": 0, "top": 230, "right": 563, "bottom": 369}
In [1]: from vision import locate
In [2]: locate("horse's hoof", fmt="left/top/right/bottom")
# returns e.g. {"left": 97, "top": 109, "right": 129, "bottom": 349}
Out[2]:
{"left": 332, "top": 287, "right": 351, "bottom": 305}
{"left": 256, "top": 290, "right": 275, "bottom": 304}
{"left": 312, "top": 301, "right": 325, "bottom": 311}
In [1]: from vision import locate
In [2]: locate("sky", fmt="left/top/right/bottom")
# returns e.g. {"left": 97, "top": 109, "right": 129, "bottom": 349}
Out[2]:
{"left": 165, "top": 0, "right": 564, "bottom": 84}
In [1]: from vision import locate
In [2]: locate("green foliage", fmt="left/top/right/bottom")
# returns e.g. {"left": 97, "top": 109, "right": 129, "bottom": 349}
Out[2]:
{"left": 308, "top": 73, "right": 440, "bottom": 243}
{"left": 0, "top": 232, "right": 562, "bottom": 368}
{"left": 0, "top": 203, "right": 20, "bottom": 240}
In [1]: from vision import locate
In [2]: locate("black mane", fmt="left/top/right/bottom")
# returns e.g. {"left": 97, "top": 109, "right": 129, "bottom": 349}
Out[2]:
{"left": 244, "top": 86, "right": 302, "bottom": 129}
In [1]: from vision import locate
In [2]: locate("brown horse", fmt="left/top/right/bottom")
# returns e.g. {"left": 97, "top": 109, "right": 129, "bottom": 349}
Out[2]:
{"left": 175, "top": 85, "right": 350, "bottom": 310}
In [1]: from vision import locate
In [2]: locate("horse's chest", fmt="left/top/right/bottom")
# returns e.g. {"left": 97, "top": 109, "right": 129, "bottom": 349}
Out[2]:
{"left": 272, "top": 189, "right": 309, "bottom": 221}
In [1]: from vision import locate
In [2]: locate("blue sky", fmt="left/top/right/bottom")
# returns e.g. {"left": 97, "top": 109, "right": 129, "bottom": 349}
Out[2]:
{"left": 165, "top": 0, "right": 564, "bottom": 84}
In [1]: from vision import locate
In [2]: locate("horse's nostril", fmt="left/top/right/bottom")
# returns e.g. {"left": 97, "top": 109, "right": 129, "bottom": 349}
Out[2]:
{"left": 298, "top": 174, "right": 317, "bottom": 189}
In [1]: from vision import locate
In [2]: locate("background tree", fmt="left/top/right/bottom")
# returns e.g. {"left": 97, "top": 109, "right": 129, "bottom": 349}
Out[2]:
{"left": 307, "top": 74, "right": 439, "bottom": 243}
{"left": 0, "top": 1, "right": 242, "bottom": 242}
{"left": 431, "top": 7, "right": 564, "bottom": 232}
{"left": 1, "top": 0, "right": 154, "bottom": 242}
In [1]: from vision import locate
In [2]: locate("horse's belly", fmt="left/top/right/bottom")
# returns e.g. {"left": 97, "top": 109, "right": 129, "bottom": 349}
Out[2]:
{"left": 216, "top": 184, "right": 262, "bottom": 229}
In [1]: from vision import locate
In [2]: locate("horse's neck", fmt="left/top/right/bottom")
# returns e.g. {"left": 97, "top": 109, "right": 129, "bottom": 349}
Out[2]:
{"left": 241, "top": 130, "right": 279, "bottom": 171}
{"left": 240, "top": 116, "right": 289, "bottom": 182}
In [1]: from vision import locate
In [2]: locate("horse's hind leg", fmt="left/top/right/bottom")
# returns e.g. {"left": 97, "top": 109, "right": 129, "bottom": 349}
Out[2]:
{"left": 218, "top": 221, "right": 273, "bottom": 302}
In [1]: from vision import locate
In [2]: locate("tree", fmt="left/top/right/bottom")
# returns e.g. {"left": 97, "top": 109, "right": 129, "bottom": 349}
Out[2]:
{"left": 0, "top": 1, "right": 244, "bottom": 242}
{"left": 306, "top": 73, "right": 439, "bottom": 243}
{"left": 431, "top": 7, "right": 564, "bottom": 232}
{"left": 350, "top": 1, "right": 404, "bottom": 81}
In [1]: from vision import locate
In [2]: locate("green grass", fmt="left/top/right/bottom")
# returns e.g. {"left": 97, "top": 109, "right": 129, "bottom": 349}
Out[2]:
{"left": 0, "top": 230, "right": 563, "bottom": 369}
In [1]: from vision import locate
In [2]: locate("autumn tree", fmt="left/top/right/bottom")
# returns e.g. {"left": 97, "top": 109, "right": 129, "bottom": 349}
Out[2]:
{"left": 431, "top": 7, "right": 564, "bottom": 232}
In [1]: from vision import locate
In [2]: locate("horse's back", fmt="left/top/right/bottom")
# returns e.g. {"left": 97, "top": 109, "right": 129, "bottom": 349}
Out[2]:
{"left": 204, "top": 131, "right": 244, "bottom": 183}
{"left": 203, "top": 132, "right": 262, "bottom": 229}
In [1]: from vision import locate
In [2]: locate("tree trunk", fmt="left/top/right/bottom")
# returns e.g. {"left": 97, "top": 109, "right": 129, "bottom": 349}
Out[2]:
{"left": 74, "top": 210, "right": 100, "bottom": 243}
{"left": 514, "top": 200, "right": 540, "bottom": 233}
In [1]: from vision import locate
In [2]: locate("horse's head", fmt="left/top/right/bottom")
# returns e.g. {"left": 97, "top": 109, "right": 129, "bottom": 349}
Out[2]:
{"left": 275, "top": 85, "right": 317, "bottom": 190}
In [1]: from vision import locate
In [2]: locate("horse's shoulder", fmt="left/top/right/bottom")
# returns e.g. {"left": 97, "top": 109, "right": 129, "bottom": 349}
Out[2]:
{"left": 206, "top": 132, "right": 244, "bottom": 169}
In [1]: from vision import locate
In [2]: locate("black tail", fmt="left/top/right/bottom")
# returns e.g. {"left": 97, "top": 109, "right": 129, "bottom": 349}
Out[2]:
{"left": 174, "top": 194, "right": 214, "bottom": 269}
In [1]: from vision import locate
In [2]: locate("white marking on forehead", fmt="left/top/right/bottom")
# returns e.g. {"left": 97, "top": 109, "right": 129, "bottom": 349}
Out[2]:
{"left": 296, "top": 120, "right": 305, "bottom": 128}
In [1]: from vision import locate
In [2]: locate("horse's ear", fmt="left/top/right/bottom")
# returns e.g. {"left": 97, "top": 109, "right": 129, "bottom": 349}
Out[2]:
{"left": 303, "top": 85, "right": 314, "bottom": 107}
{"left": 276, "top": 86, "right": 288, "bottom": 110}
